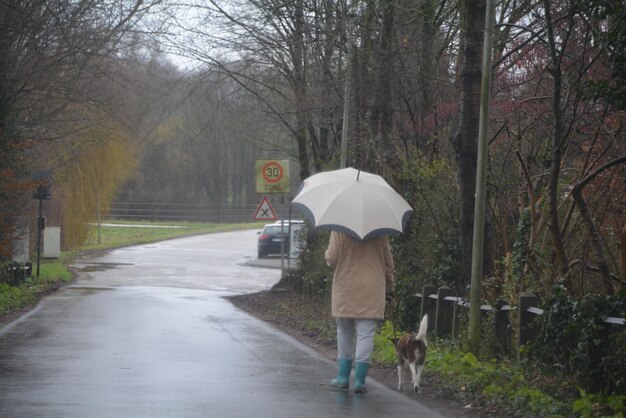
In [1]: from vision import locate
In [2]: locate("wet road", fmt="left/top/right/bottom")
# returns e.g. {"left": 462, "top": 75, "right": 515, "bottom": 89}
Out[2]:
{"left": 0, "top": 230, "right": 445, "bottom": 417}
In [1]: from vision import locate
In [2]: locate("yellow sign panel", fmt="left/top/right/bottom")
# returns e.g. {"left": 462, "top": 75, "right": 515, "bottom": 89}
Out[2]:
{"left": 256, "top": 159, "right": 289, "bottom": 194}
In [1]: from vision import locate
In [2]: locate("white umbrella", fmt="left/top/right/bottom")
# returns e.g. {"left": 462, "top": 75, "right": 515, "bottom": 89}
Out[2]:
{"left": 291, "top": 167, "right": 413, "bottom": 240}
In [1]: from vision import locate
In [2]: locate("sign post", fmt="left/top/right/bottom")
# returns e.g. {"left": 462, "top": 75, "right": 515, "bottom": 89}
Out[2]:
{"left": 32, "top": 171, "right": 51, "bottom": 277}
{"left": 255, "top": 159, "right": 291, "bottom": 278}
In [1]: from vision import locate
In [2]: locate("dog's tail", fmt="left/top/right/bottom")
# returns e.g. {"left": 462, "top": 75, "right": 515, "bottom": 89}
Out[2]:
{"left": 415, "top": 314, "right": 428, "bottom": 341}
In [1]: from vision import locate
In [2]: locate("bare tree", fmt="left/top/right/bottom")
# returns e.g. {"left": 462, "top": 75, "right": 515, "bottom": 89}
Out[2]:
{"left": 450, "top": 0, "right": 487, "bottom": 287}
{"left": 0, "top": 0, "right": 166, "bottom": 256}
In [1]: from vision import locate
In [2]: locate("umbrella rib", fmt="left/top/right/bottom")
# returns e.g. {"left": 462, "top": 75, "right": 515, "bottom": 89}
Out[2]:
{"left": 300, "top": 181, "right": 355, "bottom": 226}
{"left": 365, "top": 183, "right": 408, "bottom": 225}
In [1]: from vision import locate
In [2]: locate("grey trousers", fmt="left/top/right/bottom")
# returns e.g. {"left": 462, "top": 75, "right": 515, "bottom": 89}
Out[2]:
{"left": 336, "top": 318, "right": 378, "bottom": 364}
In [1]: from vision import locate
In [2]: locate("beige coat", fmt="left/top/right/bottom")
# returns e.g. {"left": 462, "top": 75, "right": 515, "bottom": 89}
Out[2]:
{"left": 325, "top": 231, "right": 394, "bottom": 319}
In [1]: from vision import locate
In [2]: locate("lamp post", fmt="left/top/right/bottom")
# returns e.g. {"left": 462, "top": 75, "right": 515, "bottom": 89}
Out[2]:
{"left": 32, "top": 171, "right": 51, "bottom": 277}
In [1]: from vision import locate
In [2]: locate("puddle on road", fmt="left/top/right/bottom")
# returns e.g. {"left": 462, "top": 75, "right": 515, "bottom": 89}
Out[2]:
{"left": 61, "top": 287, "right": 116, "bottom": 296}
{"left": 74, "top": 262, "right": 134, "bottom": 272}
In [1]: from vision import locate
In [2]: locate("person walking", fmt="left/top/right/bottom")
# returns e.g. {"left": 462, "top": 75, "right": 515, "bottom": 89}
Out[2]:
{"left": 325, "top": 230, "right": 394, "bottom": 394}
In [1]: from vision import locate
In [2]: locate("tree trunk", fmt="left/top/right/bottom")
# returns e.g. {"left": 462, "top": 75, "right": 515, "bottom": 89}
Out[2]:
{"left": 543, "top": 0, "right": 569, "bottom": 282}
{"left": 621, "top": 224, "right": 626, "bottom": 282}
{"left": 376, "top": 0, "right": 394, "bottom": 167}
{"left": 293, "top": 0, "right": 310, "bottom": 180}
{"left": 451, "top": 0, "right": 487, "bottom": 286}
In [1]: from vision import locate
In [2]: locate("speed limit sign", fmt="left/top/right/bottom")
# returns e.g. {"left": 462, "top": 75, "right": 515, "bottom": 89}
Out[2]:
{"left": 256, "top": 159, "right": 289, "bottom": 194}
{"left": 262, "top": 161, "right": 283, "bottom": 183}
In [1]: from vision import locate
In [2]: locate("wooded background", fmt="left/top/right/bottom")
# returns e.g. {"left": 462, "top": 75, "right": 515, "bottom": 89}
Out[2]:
{"left": 1, "top": 0, "right": 624, "bottom": 301}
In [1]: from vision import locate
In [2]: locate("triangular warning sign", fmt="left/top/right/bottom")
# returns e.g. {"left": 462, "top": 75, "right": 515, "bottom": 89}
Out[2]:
{"left": 253, "top": 196, "right": 278, "bottom": 221}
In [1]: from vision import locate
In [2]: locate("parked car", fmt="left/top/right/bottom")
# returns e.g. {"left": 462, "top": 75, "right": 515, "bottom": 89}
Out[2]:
{"left": 257, "top": 220, "right": 303, "bottom": 258}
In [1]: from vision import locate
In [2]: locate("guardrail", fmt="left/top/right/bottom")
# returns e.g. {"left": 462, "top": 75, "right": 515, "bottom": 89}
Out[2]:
{"left": 412, "top": 284, "right": 625, "bottom": 354}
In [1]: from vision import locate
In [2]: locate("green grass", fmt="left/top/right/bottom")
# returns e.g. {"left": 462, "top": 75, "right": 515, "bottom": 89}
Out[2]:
{"left": 38, "top": 259, "right": 73, "bottom": 282}
{"left": 304, "top": 319, "right": 336, "bottom": 341}
{"left": 81, "top": 220, "right": 265, "bottom": 251}
{"left": 0, "top": 260, "right": 73, "bottom": 318}
{"left": 369, "top": 322, "right": 594, "bottom": 417}
{"left": 371, "top": 321, "right": 397, "bottom": 363}
{"left": 422, "top": 340, "right": 577, "bottom": 417}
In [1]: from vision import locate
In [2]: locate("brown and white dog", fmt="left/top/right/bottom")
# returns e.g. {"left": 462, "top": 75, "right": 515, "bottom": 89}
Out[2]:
{"left": 393, "top": 314, "right": 428, "bottom": 393}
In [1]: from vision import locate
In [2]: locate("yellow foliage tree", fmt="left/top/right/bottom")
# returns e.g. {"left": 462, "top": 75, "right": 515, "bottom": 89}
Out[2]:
{"left": 53, "top": 120, "right": 137, "bottom": 248}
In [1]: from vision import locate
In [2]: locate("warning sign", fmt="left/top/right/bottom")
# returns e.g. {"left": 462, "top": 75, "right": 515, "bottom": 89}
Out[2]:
{"left": 256, "top": 159, "right": 289, "bottom": 194}
{"left": 253, "top": 196, "right": 278, "bottom": 221}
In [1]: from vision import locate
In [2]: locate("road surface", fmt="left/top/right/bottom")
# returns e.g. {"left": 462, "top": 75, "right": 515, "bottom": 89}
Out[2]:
{"left": 0, "top": 230, "right": 445, "bottom": 417}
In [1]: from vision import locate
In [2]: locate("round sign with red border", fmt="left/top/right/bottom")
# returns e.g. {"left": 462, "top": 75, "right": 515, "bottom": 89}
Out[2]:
{"left": 262, "top": 161, "right": 283, "bottom": 183}
{"left": 256, "top": 159, "right": 289, "bottom": 194}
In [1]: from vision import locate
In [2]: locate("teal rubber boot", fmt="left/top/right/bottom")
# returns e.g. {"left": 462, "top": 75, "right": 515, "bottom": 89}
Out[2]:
{"left": 330, "top": 359, "right": 352, "bottom": 389}
{"left": 353, "top": 362, "right": 369, "bottom": 393}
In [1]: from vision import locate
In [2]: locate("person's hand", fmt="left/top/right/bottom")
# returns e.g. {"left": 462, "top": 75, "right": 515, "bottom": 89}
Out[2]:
{"left": 385, "top": 292, "right": 396, "bottom": 305}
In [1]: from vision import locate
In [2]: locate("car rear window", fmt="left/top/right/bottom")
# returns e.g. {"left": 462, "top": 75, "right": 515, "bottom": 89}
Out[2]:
{"left": 264, "top": 226, "right": 286, "bottom": 234}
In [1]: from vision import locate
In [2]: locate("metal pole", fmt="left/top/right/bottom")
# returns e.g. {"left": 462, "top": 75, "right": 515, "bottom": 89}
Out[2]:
{"left": 36, "top": 197, "right": 43, "bottom": 277}
{"left": 468, "top": 0, "right": 495, "bottom": 354}
{"left": 280, "top": 220, "right": 285, "bottom": 278}
{"left": 287, "top": 202, "right": 293, "bottom": 271}
{"left": 97, "top": 187, "right": 101, "bottom": 244}
{"left": 280, "top": 197, "right": 286, "bottom": 279}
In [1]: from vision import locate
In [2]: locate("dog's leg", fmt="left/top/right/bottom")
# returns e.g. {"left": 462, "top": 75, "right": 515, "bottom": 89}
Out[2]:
{"left": 397, "top": 363, "right": 403, "bottom": 390}
{"left": 408, "top": 361, "right": 420, "bottom": 393}
{"left": 415, "top": 363, "right": 424, "bottom": 392}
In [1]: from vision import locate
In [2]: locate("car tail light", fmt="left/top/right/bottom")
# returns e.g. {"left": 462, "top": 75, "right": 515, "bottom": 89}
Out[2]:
{"left": 258, "top": 234, "right": 270, "bottom": 241}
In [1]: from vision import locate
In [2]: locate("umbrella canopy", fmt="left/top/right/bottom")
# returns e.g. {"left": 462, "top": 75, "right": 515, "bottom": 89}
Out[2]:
{"left": 291, "top": 167, "right": 413, "bottom": 240}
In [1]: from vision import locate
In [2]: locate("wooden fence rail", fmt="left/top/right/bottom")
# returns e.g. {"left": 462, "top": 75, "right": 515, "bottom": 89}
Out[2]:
{"left": 411, "top": 285, "right": 625, "bottom": 354}
{"left": 108, "top": 202, "right": 295, "bottom": 223}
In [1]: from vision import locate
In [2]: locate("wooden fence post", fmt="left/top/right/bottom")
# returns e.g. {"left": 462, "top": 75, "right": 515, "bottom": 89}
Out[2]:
{"left": 435, "top": 285, "right": 454, "bottom": 337}
{"left": 519, "top": 293, "right": 539, "bottom": 346}
{"left": 411, "top": 292, "right": 423, "bottom": 329}
{"left": 420, "top": 284, "right": 437, "bottom": 332}
{"left": 494, "top": 299, "right": 512, "bottom": 355}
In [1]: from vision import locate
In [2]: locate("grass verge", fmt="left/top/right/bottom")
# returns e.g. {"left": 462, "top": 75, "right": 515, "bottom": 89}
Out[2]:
{"left": 373, "top": 321, "right": 625, "bottom": 417}
{"left": 373, "top": 331, "right": 569, "bottom": 416}
{"left": 80, "top": 221, "right": 265, "bottom": 251}
{"left": 0, "top": 260, "right": 73, "bottom": 321}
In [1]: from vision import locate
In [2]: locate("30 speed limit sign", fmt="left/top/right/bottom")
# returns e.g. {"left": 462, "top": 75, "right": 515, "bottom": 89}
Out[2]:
{"left": 256, "top": 159, "right": 289, "bottom": 194}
